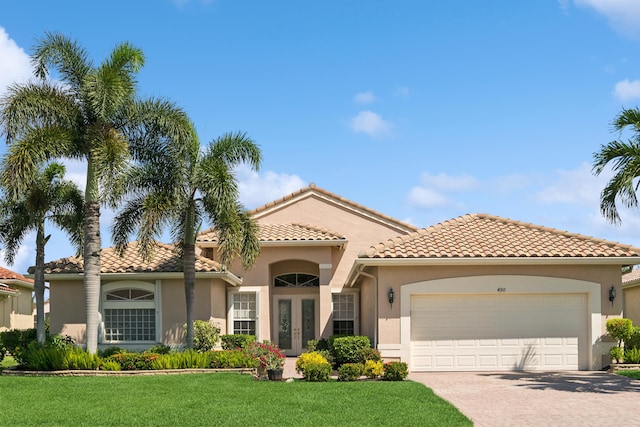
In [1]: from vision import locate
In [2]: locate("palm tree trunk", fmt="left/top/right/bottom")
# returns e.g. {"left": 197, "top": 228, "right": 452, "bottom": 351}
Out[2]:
{"left": 34, "top": 223, "right": 46, "bottom": 345}
{"left": 183, "top": 203, "right": 196, "bottom": 349}
{"left": 84, "top": 159, "right": 101, "bottom": 354}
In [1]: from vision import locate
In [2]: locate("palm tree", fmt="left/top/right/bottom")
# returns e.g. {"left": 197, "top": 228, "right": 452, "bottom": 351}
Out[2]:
{"left": 0, "top": 32, "right": 193, "bottom": 353}
{"left": 593, "top": 108, "right": 640, "bottom": 225}
{"left": 0, "top": 162, "right": 83, "bottom": 345}
{"left": 112, "top": 130, "right": 262, "bottom": 348}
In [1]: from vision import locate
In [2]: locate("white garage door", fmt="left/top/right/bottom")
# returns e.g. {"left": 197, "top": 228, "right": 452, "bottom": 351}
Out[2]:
{"left": 410, "top": 293, "right": 587, "bottom": 371}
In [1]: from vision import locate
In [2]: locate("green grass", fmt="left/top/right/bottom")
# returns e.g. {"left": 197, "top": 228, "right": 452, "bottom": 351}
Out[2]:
{"left": 0, "top": 373, "right": 471, "bottom": 426}
{"left": 616, "top": 370, "right": 640, "bottom": 380}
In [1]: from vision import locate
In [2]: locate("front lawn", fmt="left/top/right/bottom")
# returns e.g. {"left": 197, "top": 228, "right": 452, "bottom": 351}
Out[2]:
{"left": 616, "top": 370, "right": 640, "bottom": 380}
{"left": 0, "top": 373, "right": 471, "bottom": 426}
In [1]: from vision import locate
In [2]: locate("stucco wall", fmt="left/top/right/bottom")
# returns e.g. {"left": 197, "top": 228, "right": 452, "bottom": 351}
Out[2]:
{"left": 624, "top": 285, "right": 640, "bottom": 326}
{"left": 370, "top": 263, "right": 623, "bottom": 347}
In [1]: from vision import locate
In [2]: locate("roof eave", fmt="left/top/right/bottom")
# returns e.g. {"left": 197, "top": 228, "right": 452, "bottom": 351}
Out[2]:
{"left": 198, "top": 240, "right": 348, "bottom": 249}
{"left": 39, "top": 271, "right": 243, "bottom": 286}
{"left": 353, "top": 256, "right": 640, "bottom": 267}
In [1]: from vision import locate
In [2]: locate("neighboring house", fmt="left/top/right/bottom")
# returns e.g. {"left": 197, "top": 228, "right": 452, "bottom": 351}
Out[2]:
{"left": 622, "top": 268, "right": 640, "bottom": 325}
{"left": 40, "top": 184, "right": 640, "bottom": 371}
{"left": 0, "top": 267, "right": 34, "bottom": 331}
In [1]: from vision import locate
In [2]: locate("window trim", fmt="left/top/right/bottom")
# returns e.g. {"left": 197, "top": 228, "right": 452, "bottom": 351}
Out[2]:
{"left": 100, "top": 280, "right": 161, "bottom": 344}
{"left": 274, "top": 272, "right": 320, "bottom": 288}
{"left": 331, "top": 290, "right": 359, "bottom": 336}
{"left": 227, "top": 287, "right": 261, "bottom": 340}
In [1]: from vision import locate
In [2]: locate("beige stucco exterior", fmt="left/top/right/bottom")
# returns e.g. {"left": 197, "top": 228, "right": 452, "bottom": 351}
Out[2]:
{"left": 0, "top": 286, "right": 34, "bottom": 331}
{"left": 623, "top": 284, "right": 640, "bottom": 325}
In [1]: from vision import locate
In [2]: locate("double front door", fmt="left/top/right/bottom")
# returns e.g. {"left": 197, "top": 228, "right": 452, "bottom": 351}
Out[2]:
{"left": 274, "top": 295, "right": 318, "bottom": 356}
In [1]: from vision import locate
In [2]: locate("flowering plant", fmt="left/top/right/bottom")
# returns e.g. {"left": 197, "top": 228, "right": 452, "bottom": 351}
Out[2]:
{"left": 247, "top": 341, "right": 286, "bottom": 370}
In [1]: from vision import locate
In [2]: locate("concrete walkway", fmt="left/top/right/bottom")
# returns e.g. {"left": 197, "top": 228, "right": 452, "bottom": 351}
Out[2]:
{"left": 409, "top": 371, "right": 640, "bottom": 427}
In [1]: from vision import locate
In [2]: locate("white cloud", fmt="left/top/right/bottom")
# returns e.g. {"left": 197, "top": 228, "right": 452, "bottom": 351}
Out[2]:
{"left": 613, "top": 79, "right": 640, "bottom": 101}
{"left": 407, "top": 186, "right": 453, "bottom": 209}
{"left": 0, "top": 27, "right": 33, "bottom": 97}
{"left": 349, "top": 110, "right": 391, "bottom": 138}
{"left": 354, "top": 91, "right": 376, "bottom": 104}
{"left": 235, "top": 165, "right": 306, "bottom": 209}
{"left": 574, "top": 0, "right": 640, "bottom": 37}
{"left": 536, "top": 162, "right": 605, "bottom": 206}
{"left": 418, "top": 172, "right": 479, "bottom": 192}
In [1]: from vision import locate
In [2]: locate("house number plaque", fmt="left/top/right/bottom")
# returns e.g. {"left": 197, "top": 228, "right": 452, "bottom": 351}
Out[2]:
{"left": 497, "top": 287, "right": 506, "bottom": 292}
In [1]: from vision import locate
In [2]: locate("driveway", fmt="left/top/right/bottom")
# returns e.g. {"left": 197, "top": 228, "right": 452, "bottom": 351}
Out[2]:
{"left": 409, "top": 371, "right": 640, "bottom": 427}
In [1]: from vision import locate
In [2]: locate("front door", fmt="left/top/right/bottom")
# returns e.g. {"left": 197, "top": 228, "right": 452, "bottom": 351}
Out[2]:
{"left": 274, "top": 296, "right": 318, "bottom": 356}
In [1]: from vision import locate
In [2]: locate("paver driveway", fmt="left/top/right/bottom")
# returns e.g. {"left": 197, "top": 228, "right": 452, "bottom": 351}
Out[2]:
{"left": 409, "top": 371, "right": 640, "bottom": 427}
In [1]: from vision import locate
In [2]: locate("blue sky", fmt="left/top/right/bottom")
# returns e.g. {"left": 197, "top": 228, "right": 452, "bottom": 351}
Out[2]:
{"left": 2, "top": 0, "right": 640, "bottom": 274}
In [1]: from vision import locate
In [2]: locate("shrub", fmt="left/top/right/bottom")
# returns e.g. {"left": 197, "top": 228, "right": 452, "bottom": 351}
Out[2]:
{"left": 606, "top": 318, "right": 634, "bottom": 347}
{"left": 109, "top": 352, "right": 158, "bottom": 370}
{"left": 382, "top": 361, "right": 408, "bottom": 381}
{"left": 626, "top": 327, "right": 640, "bottom": 350}
{"left": 246, "top": 342, "right": 286, "bottom": 370}
{"left": 332, "top": 336, "right": 371, "bottom": 366}
{"left": 295, "top": 351, "right": 329, "bottom": 375}
{"left": 338, "top": 363, "right": 364, "bottom": 381}
{"left": 209, "top": 349, "right": 256, "bottom": 368}
{"left": 47, "top": 334, "right": 75, "bottom": 350}
{"left": 0, "top": 328, "right": 37, "bottom": 365}
{"left": 307, "top": 338, "right": 331, "bottom": 352}
{"left": 186, "top": 320, "right": 220, "bottom": 352}
{"left": 364, "top": 360, "right": 384, "bottom": 378}
{"left": 148, "top": 344, "right": 172, "bottom": 354}
{"left": 610, "top": 346, "right": 624, "bottom": 364}
{"left": 99, "top": 359, "right": 122, "bottom": 371}
{"left": 356, "top": 347, "right": 381, "bottom": 363}
{"left": 220, "top": 334, "right": 256, "bottom": 350}
{"left": 100, "top": 346, "right": 125, "bottom": 358}
{"left": 304, "top": 362, "right": 332, "bottom": 382}
{"left": 65, "top": 347, "right": 101, "bottom": 370}
{"left": 625, "top": 347, "right": 640, "bottom": 364}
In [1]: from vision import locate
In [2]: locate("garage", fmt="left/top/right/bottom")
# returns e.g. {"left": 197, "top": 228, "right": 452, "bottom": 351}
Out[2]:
{"left": 410, "top": 292, "right": 588, "bottom": 371}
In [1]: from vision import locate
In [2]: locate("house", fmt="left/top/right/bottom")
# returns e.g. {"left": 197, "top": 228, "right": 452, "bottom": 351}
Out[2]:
{"left": 41, "top": 184, "right": 640, "bottom": 371}
{"left": 0, "top": 267, "right": 34, "bottom": 331}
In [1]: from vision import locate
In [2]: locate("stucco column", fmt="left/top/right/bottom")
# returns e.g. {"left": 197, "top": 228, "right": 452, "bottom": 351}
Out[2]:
{"left": 319, "top": 263, "right": 333, "bottom": 339}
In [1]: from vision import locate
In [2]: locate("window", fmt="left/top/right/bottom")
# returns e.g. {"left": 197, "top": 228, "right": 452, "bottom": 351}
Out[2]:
{"left": 332, "top": 293, "right": 355, "bottom": 336}
{"left": 232, "top": 293, "right": 257, "bottom": 335}
{"left": 101, "top": 282, "right": 157, "bottom": 343}
{"left": 274, "top": 273, "right": 319, "bottom": 287}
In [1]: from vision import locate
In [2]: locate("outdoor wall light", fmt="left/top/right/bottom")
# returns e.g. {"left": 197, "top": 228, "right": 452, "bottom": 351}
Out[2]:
{"left": 609, "top": 285, "right": 616, "bottom": 305}
{"left": 388, "top": 288, "right": 395, "bottom": 308}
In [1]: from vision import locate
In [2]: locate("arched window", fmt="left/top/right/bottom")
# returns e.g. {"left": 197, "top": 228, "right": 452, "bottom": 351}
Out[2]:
{"left": 101, "top": 282, "right": 157, "bottom": 343}
{"left": 274, "top": 273, "right": 319, "bottom": 287}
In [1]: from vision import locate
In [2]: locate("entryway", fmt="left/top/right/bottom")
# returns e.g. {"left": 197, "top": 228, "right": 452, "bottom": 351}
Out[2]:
{"left": 273, "top": 295, "right": 318, "bottom": 356}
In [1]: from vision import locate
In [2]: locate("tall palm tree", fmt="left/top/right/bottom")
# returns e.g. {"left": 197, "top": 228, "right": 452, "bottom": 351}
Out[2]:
{"left": 593, "top": 108, "right": 640, "bottom": 225}
{"left": 0, "top": 32, "right": 193, "bottom": 353}
{"left": 0, "top": 162, "right": 83, "bottom": 345}
{"left": 112, "top": 130, "right": 262, "bottom": 348}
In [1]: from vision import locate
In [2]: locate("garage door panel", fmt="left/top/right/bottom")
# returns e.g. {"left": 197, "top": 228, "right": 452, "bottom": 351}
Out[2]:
{"left": 410, "top": 293, "right": 587, "bottom": 371}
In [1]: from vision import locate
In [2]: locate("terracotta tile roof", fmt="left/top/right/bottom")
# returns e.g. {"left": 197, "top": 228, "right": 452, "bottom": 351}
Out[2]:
{"left": 37, "top": 241, "right": 222, "bottom": 274}
{"left": 0, "top": 283, "right": 18, "bottom": 294}
{"left": 198, "top": 223, "right": 346, "bottom": 244}
{"left": 623, "top": 268, "right": 640, "bottom": 285}
{"left": 249, "top": 184, "right": 417, "bottom": 232}
{"left": 0, "top": 266, "right": 33, "bottom": 283}
{"left": 360, "top": 213, "right": 640, "bottom": 259}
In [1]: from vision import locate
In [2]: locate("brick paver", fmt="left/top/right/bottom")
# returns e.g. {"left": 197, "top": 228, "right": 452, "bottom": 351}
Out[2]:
{"left": 409, "top": 371, "right": 640, "bottom": 427}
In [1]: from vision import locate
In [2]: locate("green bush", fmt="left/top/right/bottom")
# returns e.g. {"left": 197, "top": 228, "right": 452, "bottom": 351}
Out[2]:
{"left": 304, "top": 362, "right": 332, "bottom": 382}
{"left": 610, "top": 346, "right": 624, "bottom": 363}
{"left": 332, "top": 336, "right": 371, "bottom": 366}
{"left": 109, "top": 352, "right": 158, "bottom": 370}
{"left": 148, "top": 344, "right": 172, "bottom": 354}
{"left": 99, "top": 359, "right": 122, "bottom": 371}
{"left": 364, "top": 360, "right": 384, "bottom": 379}
{"left": 100, "top": 346, "right": 125, "bottom": 358}
{"left": 0, "top": 329, "right": 37, "bottom": 365}
{"left": 209, "top": 349, "right": 256, "bottom": 368}
{"left": 65, "top": 347, "right": 101, "bottom": 370}
{"left": 356, "top": 347, "right": 381, "bottom": 363}
{"left": 606, "top": 318, "right": 634, "bottom": 347}
{"left": 382, "top": 361, "right": 408, "bottom": 381}
{"left": 625, "top": 347, "right": 640, "bottom": 364}
{"left": 625, "top": 326, "right": 640, "bottom": 350}
{"left": 307, "top": 338, "right": 331, "bottom": 352}
{"left": 187, "top": 320, "right": 221, "bottom": 352}
{"left": 220, "top": 334, "right": 255, "bottom": 350}
{"left": 338, "top": 363, "right": 364, "bottom": 381}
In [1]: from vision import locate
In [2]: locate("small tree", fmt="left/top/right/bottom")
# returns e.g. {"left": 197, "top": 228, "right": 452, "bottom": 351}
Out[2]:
{"left": 606, "top": 318, "right": 634, "bottom": 348}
